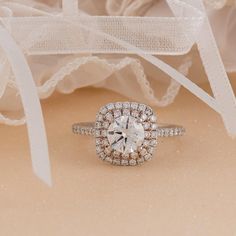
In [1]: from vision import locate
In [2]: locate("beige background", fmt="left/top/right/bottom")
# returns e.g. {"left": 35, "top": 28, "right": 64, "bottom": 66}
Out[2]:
{"left": 0, "top": 78, "right": 236, "bottom": 236}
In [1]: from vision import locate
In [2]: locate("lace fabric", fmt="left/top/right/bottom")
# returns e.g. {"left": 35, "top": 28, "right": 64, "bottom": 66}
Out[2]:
{"left": 0, "top": 0, "right": 235, "bottom": 123}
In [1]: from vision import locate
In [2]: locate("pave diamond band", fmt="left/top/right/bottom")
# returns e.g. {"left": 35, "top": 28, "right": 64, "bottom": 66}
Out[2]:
{"left": 72, "top": 122, "right": 185, "bottom": 138}
{"left": 72, "top": 122, "right": 95, "bottom": 136}
{"left": 72, "top": 102, "right": 185, "bottom": 166}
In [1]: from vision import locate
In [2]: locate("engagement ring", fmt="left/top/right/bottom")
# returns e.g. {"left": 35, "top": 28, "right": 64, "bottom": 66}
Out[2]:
{"left": 72, "top": 102, "right": 185, "bottom": 166}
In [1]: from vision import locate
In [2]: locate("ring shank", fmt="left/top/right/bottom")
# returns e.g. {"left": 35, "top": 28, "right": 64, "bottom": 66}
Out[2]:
{"left": 72, "top": 122, "right": 185, "bottom": 137}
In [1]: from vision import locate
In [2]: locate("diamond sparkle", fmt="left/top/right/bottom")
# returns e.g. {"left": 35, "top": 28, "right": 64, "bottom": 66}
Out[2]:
{"left": 92, "top": 102, "right": 162, "bottom": 165}
{"left": 107, "top": 115, "right": 144, "bottom": 154}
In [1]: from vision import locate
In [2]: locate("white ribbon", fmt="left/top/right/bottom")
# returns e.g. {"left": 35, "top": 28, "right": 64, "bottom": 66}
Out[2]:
{"left": 0, "top": 0, "right": 235, "bottom": 184}
{"left": 0, "top": 26, "right": 51, "bottom": 186}
{"left": 196, "top": 0, "right": 236, "bottom": 135}
{"left": 62, "top": 0, "right": 78, "bottom": 16}
{"left": 3, "top": 15, "right": 203, "bottom": 55}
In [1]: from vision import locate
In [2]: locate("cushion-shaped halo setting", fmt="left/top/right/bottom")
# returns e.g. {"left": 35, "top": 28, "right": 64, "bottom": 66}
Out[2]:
{"left": 95, "top": 102, "right": 158, "bottom": 166}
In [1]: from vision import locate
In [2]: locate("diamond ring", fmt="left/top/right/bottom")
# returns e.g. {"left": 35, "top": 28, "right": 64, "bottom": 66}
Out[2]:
{"left": 72, "top": 102, "right": 185, "bottom": 166}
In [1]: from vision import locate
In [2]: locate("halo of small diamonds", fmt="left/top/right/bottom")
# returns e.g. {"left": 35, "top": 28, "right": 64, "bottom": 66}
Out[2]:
{"left": 95, "top": 102, "right": 158, "bottom": 166}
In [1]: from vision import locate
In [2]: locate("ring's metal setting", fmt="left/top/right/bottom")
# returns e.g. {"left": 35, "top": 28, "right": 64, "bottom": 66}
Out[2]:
{"left": 72, "top": 102, "right": 185, "bottom": 166}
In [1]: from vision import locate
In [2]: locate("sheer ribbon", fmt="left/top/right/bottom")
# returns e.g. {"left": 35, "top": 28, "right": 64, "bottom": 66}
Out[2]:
{"left": 0, "top": 0, "right": 235, "bottom": 184}
{"left": 0, "top": 26, "right": 51, "bottom": 185}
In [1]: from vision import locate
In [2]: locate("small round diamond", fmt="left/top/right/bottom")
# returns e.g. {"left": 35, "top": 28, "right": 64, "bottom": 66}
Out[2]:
{"left": 148, "top": 147, "right": 154, "bottom": 154}
{"left": 150, "top": 115, "right": 157, "bottom": 122}
{"left": 151, "top": 131, "right": 158, "bottom": 139}
{"left": 115, "top": 102, "right": 123, "bottom": 109}
{"left": 114, "top": 110, "right": 122, "bottom": 118}
{"left": 137, "top": 157, "right": 145, "bottom": 165}
{"left": 99, "top": 152, "right": 106, "bottom": 160}
{"left": 140, "top": 148, "right": 147, "bottom": 156}
{"left": 123, "top": 109, "right": 130, "bottom": 116}
{"left": 150, "top": 140, "right": 157, "bottom": 147}
{"left": 95, "top": 130, "right": 101, "bottom": 137}
{"left": 102, "top": 139, "right": 109, "bottom": 146}
{"left": 105, "top": 112, "right": 113, "bottom": 121}
{"left": 143, "top": 122, "right": 150, "bottom": 130}
{"left": 151, "top": 123, "right": 158, "bottom": 130}
{"left": 130, "top": 152, "right": 138, "bottom": 159}
{"left": 145, "top": 131, "right": 151, "bottom": 138}
{"left": 169, "top": 129, "right": 174, "bottom": 136}
{"left": 95, "top": 122, "right": 102, "bottom": 128}
{"left": 104, "top": 147, "right": 112, "bottom": 155}
{"left": 96, "top": 138, "right": 102, "bottom": 145}
{"left": 129, "top": 159, "right": 137, "bottom": 166}
{"left": 144, "top": 154, "right": 152, "bottom": 161}
{"left": 143, "top": 140, "right": 150, "bottom": 147}
{"left": 101, "top": 130, "right": 107, "bottom": 137}
{"left": 141, "top": 114, "right": 148, "bottom": 122}
{"left": 123, "top": 102, "right": 130, "bottom": 109}
{"left": 121, "top": 159, "right": 129, "bottom": 166}
{"left": 105, "top": 157, "right": 113, "bottom": 163}
{"left": 106, "top": 103, "right": 115, "bottom": 110}
{"left": 174, "top": 128, "right": 179, "bottom": 135}
{"left": 131, "top": 110, "right": 139, "bottom": 118}
{"left": 113, "top": 151, "right": 120, "bottom": 158}
{"left": 123, "top": 153, "right": 130, "bottom": 159}
{"left": 145, "top": 108, "right": 153, "bottom": 116}
{"left": 131, "top": 102, "right": 138, "bottom": 110}
{"left": 113, "top": 159, "right": 121, "bottom": 165}
{"left": 97, "top": 114, "right": 104, "bottom": 122}
{"left": 102, "top": 121, "right": 109, "bottom": 129}
{"left": 100, "top": 106, "right": 107, "bottom": 114}
{"left": 138, "top": 104, "right": 146, "bottom": 112}
{"left": 96, "top": 145, "right": 103, "bottom": 153}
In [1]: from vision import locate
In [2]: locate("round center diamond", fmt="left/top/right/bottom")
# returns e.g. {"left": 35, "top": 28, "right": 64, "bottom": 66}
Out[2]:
{"left": 107, "top": 115, "right": 144, "bottom": 154}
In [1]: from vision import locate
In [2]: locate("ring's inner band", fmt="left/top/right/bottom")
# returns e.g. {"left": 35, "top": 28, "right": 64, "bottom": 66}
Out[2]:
{"left": 72, "top": 122, "right": 185, "bottom": 137}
